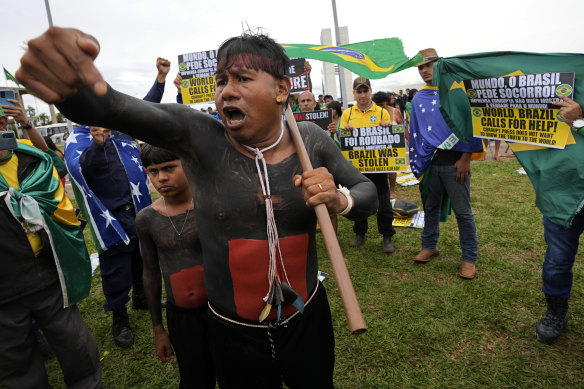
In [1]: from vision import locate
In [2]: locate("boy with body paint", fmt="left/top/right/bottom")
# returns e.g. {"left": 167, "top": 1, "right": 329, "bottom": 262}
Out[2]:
{"left": 136, "top": 144, "right": 215, "bottom": 388}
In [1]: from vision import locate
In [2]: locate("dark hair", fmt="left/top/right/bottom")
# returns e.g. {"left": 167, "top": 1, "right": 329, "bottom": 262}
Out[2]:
{"left": 324, "top": 94, "right": 333, "bottom": 101}
{"left": 408, "top": 89, "right": 418, "bottom": 102}
{"left": 216, "top": 33, "right": 289, "bottom": 80}
{"left": 43, "top": 136, "right": 58, "bottom": 151}
{"left": 372, "top": 91, "right": 390, "bottom": 105}
{"left": 140, "top": 143, "right": 180, "bottom": 168}
{"left": 326, "top": 101, "right": 342, "bottom": 117}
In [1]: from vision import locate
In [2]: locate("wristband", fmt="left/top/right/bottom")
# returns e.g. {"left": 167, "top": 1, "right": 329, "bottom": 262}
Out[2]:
{"left": 336, "top": 185, "right": 353, "bottom": 216}
{"left": 22, "top": 120, "right": 33, "bottom": 130}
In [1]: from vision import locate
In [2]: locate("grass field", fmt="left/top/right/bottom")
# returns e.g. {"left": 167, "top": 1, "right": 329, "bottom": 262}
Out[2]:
{"left": 45, "top": 157, "right": 584, "bottom": 388}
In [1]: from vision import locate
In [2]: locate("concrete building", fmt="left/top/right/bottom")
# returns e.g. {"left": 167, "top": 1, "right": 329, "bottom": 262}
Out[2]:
{"left": 320, "top": 27, "right": 352, "bottom": 106}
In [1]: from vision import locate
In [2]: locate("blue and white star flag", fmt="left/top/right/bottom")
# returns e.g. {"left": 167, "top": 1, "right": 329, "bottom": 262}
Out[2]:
{"left": 409, "top": 86, "right": 483, "bottom": 177}
{"left": 64, "top": 125, "right": 151, "bottom": 252}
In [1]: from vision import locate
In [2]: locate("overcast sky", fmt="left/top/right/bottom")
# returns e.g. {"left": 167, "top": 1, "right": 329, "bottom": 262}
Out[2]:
{"left": 3, "top": 0, "right": 583, "bottom": 115}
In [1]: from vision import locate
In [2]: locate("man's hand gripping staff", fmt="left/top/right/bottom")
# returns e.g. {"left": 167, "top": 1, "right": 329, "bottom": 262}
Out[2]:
{"left": 287, "top": 107, "right": 367, "bottom": 335}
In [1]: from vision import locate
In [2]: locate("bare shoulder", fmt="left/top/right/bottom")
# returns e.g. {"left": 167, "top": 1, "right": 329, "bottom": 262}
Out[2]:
{"left": 136, "top": 204, "right": 158, "bottom": 228}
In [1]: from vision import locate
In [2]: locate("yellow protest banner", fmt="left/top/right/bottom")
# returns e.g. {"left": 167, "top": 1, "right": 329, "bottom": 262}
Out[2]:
{"left": 178, "top": 50, "right": 217, "bottom": 105}
{"left": 464, "top": 72, "right": 575, "bottom": 149}
{"left": 338, "top": 125, "right": 407, "bottom": 172}
{"left": 180, "top": 76, "right": 216, "bottom": 105}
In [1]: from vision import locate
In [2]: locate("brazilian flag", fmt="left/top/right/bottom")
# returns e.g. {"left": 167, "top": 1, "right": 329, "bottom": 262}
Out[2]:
{"left": 0, "top": 141, "right": 91, "bottom": 307}
{"left": 282, "top": 38, "right": 422, "bottom": 79}
{"left": 433, "top": 52, "right": 584, "bottom": 228}
{"left": 3, "top": 66, "right": 20, "bottom": 87}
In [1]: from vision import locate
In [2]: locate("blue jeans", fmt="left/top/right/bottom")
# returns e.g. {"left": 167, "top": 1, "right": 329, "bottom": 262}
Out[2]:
{"left": 421, "top": 164, "right": 478, "bottom": 264}
{"left": 542, "top": 210, "right": 584, "bottom": 299}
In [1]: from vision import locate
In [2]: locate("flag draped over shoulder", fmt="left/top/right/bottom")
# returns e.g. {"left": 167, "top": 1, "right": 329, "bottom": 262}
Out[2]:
{"left": 409, "top": 86, "right": 483, "bottom": 178}
{"left": 65, "top": 125, "right": 151, "bottom": 252}
{"left": 3, "top": 66, "right": 20, "bottom": 86}
{"left": 433, "top": 52, "right": 584, "bottom": 227}
{"left": 282, "top": 38, "right": 422, "bottom": 79}
{"left": 0, "top": 141, "right": 90, "bottom": 307}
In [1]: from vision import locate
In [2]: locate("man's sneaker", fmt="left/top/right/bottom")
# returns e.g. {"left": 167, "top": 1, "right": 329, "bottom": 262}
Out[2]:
{"left": 112, "top": 307, "right": 134, "bottom": 348}
{"left": 382, "top": 236, "right": 394, "bottom": 253}
{"left": 349, "top": 234, "right": 366, "bottom": 247}
{"left": 413, "top": 249, "right": 439, "bottom": 263}
{"left": 535, "top": 294, "right": 568, "bottom": 345}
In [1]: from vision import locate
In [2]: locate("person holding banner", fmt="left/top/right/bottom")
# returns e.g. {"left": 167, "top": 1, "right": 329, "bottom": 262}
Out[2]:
{"left": 340, "top": 77, "right": 396, "bottom": 254}
{"left": 409, "top": 48, "right": 483, "bottom": 279}
{"left": 372, "top": 91, "right": 404, "bottom": 200}
{"left": 298, "top": 91, "right": 317, "bottom": 112}
{"left": 16, "top": 27, "right": 378, "bottom": 388}
{"left": 532, "top": 95, "right": 584, "bottom": 344}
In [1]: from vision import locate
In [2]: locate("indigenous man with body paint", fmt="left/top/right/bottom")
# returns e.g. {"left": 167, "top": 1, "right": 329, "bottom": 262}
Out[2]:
{"left": 17, "top": 27, "right": 378, "bottom": 388}
{"left": 136, "top": 144, "right": 215, "bottom": 388}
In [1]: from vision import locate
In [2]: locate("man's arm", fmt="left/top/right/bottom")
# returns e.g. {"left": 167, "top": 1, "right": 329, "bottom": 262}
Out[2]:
{"left": 143, "top": 57, "right": 171, "bottom": 103}
{"left": 16, "top": 27, "right": 219, "bottom": 154}
{"left": 1, "top": 99, "right": 48, "bottom": 152}
{"left": 136, "top": 209, "right": 174, "bottom": 363}
{"left": 173, "top": 72, "right": 183, "bottom": 104}
{"left": 454, "top": 152, "right": 472, "bottom": 183}
{"left": 294, "top": 124, "right": 378, "bottom": 220}
{"left": 304, "top": 61, "right": 313, "bottom": 93}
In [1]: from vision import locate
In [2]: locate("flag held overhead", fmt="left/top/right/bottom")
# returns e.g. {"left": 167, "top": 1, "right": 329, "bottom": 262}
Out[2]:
{"left": 282, "top": 38, "right": 422, "bottom": 79}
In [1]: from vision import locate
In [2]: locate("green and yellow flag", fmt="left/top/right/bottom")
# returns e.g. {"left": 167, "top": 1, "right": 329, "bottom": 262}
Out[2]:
{"left": 0, "top": 141, "right": 91, "bottom": 306}
{"left": 3, "top": 66, "right": 20, "bottom": 87}
{"left": 282, "top": 38, "right": 422, "bottom": 79}
{"left": 433, "top": 52, "right": 584, "bottom": 228}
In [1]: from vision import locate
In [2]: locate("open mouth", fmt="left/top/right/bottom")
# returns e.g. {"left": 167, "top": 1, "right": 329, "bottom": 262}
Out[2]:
{"left": 223, "top": 107, "right": 246, "bottom": 126}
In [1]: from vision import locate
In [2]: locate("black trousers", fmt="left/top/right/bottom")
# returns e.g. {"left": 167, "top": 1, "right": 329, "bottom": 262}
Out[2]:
{"left": 353, "top": 173, "right": 395, "bottom": 237}
{"left": 166, "top": 302, "right": 216, "bottom": 389}
{"left": 206, "top": 282, "right": 335, "bottom": 389}
{"left": 99, "top": 206, "right": 143, "bottom": 311}
{"left": 0, "top": 282, "right": 101, "bottom": 389}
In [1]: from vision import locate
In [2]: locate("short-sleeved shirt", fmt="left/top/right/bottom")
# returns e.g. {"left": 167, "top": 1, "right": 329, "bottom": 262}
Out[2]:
{"left": 339, "top": 102, "right": 390, "bottom": 129}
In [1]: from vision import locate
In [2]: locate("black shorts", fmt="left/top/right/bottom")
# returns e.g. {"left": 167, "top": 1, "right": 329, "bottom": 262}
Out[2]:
{"left": 206, "top": 282, "right": 335, "bottom": 389}
{"left": 166, "top": 303, "right": 215, "bottom": 389}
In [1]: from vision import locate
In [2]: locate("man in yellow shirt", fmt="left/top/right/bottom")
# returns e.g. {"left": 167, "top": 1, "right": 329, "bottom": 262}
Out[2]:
{"left": 340, "top": 77, "right": 396, "bottom": 253}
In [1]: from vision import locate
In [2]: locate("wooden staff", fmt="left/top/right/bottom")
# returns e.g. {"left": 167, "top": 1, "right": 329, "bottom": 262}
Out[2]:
{"left": 284, "top": 106, "right": 367, "bottom": 334}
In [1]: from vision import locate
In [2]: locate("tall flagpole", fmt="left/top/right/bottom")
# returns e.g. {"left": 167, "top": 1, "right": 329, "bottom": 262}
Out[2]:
{"left": 44, "top": 0, "right": 58, "bottom": 124}
{"left": 44, "top": 0, "right": 54, "bottom": 26}
{"left": 331, "top": 0, "right": 348, "bottom": 110}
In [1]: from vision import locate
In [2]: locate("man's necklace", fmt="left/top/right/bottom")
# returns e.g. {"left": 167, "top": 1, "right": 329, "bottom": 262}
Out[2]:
{"left": 163, "top": 198, "right": 193, "bottom": 239}
{"left": 241, "top": 122, "right": 301, "bottom": 322}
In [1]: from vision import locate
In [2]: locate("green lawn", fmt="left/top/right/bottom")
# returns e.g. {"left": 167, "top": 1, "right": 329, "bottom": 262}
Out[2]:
{"left": 46, "top": 157, "right": 584, "bottom": 388}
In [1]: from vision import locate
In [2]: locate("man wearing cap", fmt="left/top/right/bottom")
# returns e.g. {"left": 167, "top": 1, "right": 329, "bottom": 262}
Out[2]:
{"left": 340, "top": 77, "right": 396, "bottom": 253}
{"left": 409, "top": 48, "right": 483, "bottom": 278}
